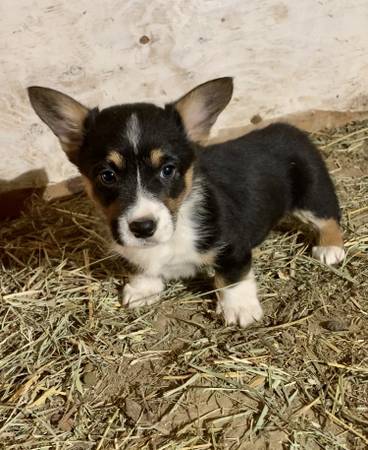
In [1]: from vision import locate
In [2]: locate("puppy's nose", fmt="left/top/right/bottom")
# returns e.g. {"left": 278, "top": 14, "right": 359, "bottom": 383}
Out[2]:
{"left": 129, "top": 218, "right": 157, "bottom": 238}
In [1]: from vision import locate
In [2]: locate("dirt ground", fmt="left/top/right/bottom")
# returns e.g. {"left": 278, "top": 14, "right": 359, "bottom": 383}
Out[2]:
{"left": 1, "top": 120, "right": 368, "bottom": 449}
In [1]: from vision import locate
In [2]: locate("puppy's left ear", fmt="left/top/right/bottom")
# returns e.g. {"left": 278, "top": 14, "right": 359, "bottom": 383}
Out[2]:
{"left": 171, "top": 77, "right": 233, "bottom": 142}
{"left": 27, "top": 86, "right": 92, "bottom": 164}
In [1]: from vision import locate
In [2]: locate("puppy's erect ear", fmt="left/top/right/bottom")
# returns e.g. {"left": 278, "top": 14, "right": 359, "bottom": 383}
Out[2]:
{"left": 172, "top": 77, "right": 233, "bottom": 143}
{"left": 27, "top": 86, "right": 91, "bottom": 163}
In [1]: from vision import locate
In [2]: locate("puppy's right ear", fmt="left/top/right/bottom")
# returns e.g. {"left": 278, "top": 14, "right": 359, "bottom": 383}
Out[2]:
{"left": 27, "top": 86, "right": 92, "bottom": 163}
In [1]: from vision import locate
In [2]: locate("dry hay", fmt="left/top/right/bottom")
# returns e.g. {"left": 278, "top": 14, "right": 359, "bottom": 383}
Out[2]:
{"left": 1, "top": 120, "right": 368, "bottom": 450}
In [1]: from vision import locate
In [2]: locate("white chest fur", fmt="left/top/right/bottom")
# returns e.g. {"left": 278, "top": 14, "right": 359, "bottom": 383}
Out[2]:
{"left": 114, "top": 192, "right": 213, "bottom": 280}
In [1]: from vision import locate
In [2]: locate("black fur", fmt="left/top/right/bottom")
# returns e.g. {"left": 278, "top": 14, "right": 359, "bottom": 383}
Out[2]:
{"left": 192, "top": 123, "right": 340, "bottom": 282}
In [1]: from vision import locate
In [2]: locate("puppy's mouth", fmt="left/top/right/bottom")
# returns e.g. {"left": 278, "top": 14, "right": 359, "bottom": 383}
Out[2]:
{"left": 114, "top": 235, "right": 160, "bottom": 248}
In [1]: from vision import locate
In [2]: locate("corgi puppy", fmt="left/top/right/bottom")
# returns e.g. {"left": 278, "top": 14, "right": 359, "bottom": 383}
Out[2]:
{"left": 28, "top": 78, "right": 345, "bottom": 327}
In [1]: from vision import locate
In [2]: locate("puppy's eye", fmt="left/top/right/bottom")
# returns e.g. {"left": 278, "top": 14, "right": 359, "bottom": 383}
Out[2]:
{"left": 160, "top": 164, "right": 176, "bottom": 180}
{"left": 99, "top": 169, "right": 117, "bottom": 186}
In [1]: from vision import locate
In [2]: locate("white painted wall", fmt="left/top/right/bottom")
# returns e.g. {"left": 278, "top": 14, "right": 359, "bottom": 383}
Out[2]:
{"left": 1, "top": 0, "right": 368, "bottom": 191}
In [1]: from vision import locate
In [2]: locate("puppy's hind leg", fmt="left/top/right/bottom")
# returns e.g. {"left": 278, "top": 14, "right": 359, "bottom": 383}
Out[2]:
{"left": 291, "top": 137, "right": 345, "bottom": 266}
{"left": 293, "top": 190, "right": 344, "bottom": 267}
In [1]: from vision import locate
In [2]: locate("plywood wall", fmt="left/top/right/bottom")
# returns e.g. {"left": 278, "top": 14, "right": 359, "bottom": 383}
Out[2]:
{"left": 1, "top": 0, "right": 368, "bottom": 191}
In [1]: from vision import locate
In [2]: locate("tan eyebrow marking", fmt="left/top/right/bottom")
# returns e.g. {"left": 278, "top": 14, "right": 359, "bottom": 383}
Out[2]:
{"left": 107, "top": 150, "right": 124, "bottom": 169}
{"left": 150, "top": 148, "right": 164, "bottom": 168}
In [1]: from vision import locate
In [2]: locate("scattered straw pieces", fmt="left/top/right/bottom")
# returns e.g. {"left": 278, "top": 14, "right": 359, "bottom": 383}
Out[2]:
{"left": 1, "top": 119, "right": 368, "bottom": 449}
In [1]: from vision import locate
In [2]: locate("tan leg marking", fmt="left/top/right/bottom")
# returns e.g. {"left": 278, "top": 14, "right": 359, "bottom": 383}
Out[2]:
{"left": 317, "top": 218, "right": 343, "bottom": 247}
{"left": 294, "top": 210, "right": 345, "bottom": 265}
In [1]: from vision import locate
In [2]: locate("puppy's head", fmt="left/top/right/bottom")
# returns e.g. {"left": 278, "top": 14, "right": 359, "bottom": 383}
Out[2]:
{"left": 27, "top": 78, "right": 233, "bottom": 248}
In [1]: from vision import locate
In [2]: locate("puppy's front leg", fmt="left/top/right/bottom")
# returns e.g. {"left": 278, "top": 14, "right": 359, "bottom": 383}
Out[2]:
{"left": 215, "top": 254, "right": 263, "bottom": 328}
{"left": 122, "top": 274, "right": 164, "bottom": 308}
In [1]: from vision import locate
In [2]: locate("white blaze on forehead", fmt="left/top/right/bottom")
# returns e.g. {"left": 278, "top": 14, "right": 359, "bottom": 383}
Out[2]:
{"left": 126, "top": 113, "right": 140, "bottom": 154}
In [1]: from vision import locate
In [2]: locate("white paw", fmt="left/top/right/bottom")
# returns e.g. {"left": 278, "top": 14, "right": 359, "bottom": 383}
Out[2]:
{"left": 122, "top": 275, "right": 164, "bottom": 308}
{"left": 312, "top": 245, "right": 345, "bottom": 266}
{"left": 216, "top": 271, "right": 263, "bottom": 328}
{"left": 217, "top": 296, "right": 263, "bottom": 328}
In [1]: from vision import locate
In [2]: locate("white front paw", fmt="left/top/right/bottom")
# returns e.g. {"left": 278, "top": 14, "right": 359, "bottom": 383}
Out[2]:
{"left": 217, "top": 295, "right": 263, "bottom": 328}
{"left": 216, "top": 272, "right": 263, "bottom": 328}
{"left": 312, "top": 245, "right": 345, "bottom": 266}
{"left": 122, "top": 275, "right": 164, "bottom": 308}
